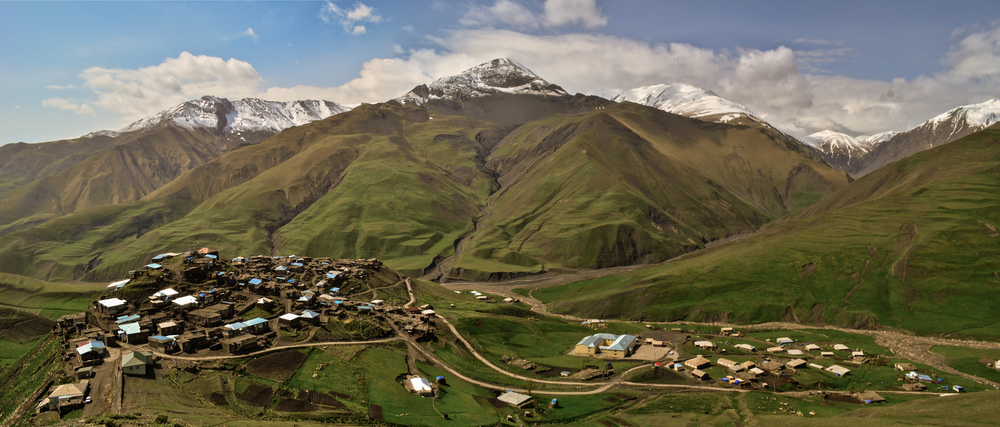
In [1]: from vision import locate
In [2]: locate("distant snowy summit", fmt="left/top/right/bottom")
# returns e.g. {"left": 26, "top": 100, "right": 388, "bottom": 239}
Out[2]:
{"left": 860, "top": 131, "right": 898, "bottom": 147}
{"left": 612, "top": 83, "right": 760, "bottom": 124}
{"left": 801, "top": 130, "right": 873, "bottom": 157}
{"left": 847, "top": 98, "right": 1000, "bottom": 176}
{"left": 798, "top": 129, "right": 873, "bottom": 169}
{"left": 396, "top": 58, "right": 569, "bottom": 105}
{"left": 924, "top": 98, "right": 1000, "bottom": 138}
{"left": 88, "top": 96, "right": 351, "bottom": 139}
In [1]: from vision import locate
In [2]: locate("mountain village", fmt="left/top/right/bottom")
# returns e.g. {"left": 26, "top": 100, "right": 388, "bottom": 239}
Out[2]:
{"left": 32, "top": 245, "right": 970, "bottom": 419}
{"left": 43, "top": 250, "right": 438, "bottom": 415}
{"left": 2, "top": 56, "right": 1000, "bottom": 426}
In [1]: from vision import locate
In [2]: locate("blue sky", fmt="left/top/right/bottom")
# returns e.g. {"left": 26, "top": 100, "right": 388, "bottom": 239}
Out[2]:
{"left": 2, "top": 1, "right": 999, "bottom": 144}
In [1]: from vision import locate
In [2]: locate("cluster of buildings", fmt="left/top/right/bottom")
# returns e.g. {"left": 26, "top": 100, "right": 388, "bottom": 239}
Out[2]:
{"left": 574, "top": 333, "right": 639, "bottom": 358}
{"left": 45, "top": 250, "right": 435, "bottom": 413}
{"left": 673, "top": 331, "right": 867, "bottom": 387}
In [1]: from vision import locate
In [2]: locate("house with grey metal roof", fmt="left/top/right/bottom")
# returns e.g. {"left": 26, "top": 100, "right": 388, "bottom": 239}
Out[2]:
{"left": 574, "top": 333, "right": 637, "bottom": 357}
{"left": 122, "top": 351, "right": 154, "bottom": 376}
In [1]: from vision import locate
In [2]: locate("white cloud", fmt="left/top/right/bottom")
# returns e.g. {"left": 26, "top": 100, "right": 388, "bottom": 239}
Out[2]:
{"left": 242, "top": 28, "right": 258, "bottom": 42}
{"left": 402, "top": 25, "right": 413, "bottom": 33}
{"left": 346, "top": 3, "right": 380, "bottom": 22}
{"left": 543, "top": 0, "right": 607, "bottom": 28}
{"left": 41, "top": 98, "right": 97, "bottom": 117}
{"left": 46, "top": 84, "right": 75, "bottom": 90}
{"left": 319, "top": 1, "right": 382, "bottom": 35}
{"left": 46, "top": 24, "right": 1000, "bottom": 140}
{"left": 461, "top": 0, "right": 539, "bottom": 30}
{"left": 73, "top": 52, "right": 262, "bottom": 120}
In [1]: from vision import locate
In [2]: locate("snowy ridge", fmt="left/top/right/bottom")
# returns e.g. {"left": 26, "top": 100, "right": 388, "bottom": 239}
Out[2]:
{"left": 801, "top": 130, "right": 872, "bottom": 156}
{"left": 612, "top": 83, "right": 759, "bottom": 121}
{"left": 90, "top": 96, "right": 350, "bottom": 138}
{"left": 225, "top": 98, "right": 350, "bottom": 134}
{"left": 861, "top": 131, "right": 898, "bottom": 147}
{"left": 927, "top": 98, "right": 1000, "bottom": 135}
{"left": 397, "top": 58, "right": 569, "bottom": 105}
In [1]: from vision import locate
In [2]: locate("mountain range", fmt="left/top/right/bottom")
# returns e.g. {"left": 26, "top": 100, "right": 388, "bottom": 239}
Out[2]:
{"left": 0, "top": 97, "right": 349, "bottom": 235}
{"left": 608, "top": 83, "right": 1000, "bottom": 180}
{"left": 0, "top": 58, "right": 848, "bottom": 283}
{"left": 1, "top": 57, "right": 1000, "bottom": 339}
{"left": 796, "top": 99, "right": 1000, "bottom": 176}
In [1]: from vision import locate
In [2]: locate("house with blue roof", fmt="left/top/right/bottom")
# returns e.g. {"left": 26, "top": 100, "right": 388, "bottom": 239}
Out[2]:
{"left": 115, "top": 314, "right": 141, "bottom": 324}
{"left": 76, "top": 339, "right": 107, "bottom": 362}
{"left": 243, "top": 317, "right": 269, "bottom": 333}
{"left": 118, "top": 322, "right": 149, "bottom": 344}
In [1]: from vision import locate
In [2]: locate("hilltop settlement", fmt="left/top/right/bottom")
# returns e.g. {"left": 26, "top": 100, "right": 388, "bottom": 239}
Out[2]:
{"left": 44, "top": 249, "right": 432, "bottom": 415}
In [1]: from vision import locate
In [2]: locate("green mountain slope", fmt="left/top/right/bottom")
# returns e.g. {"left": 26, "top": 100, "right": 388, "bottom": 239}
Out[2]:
{"left": 0, "top": 65, "right": 849, "bottom": 283}
{"left": 0, "top": 124, "right": 241, "bottom": 236}
{"left": 534, "top": 127, "right": 1000, "bottom": 338}
{"left": 442, "top": 102, "right": 849, "bottom": 279}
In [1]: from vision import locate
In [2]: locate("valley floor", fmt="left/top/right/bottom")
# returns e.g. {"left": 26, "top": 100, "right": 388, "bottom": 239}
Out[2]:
{"left": 13, "top": 276, "right": 1000, "bottom": 427}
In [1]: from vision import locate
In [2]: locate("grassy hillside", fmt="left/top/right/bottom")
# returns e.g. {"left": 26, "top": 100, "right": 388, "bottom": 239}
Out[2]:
{"left": 534, "top": 128, "right": 1000, "bottom": 338}
{"left": 0, "top": 124, "right": 247, "bottom": 238}
{"left": 447, "top": 103, "right": 848, "bottom": 278}
{"left": 0, "top": 97, "right": 848, "bottom": 282}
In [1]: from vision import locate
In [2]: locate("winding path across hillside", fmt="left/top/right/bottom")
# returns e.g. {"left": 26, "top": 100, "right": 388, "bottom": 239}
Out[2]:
{"left": 128, "top": 275, "right": 1000, "bottom": 407}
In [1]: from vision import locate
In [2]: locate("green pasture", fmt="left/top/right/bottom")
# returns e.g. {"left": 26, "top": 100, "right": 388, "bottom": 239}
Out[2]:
{"left": 930, "top": 345, "right": 1000, "bottom": 384}
{"left": 534, "top": 130, "right": 1000, "bottom": 339}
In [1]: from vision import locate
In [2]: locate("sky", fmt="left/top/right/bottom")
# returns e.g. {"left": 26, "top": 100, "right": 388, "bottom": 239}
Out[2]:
{"left": 2, "top": 0, "right": 999, "bottom": 144}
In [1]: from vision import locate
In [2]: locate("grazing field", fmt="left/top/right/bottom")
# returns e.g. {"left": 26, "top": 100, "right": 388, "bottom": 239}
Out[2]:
{"left": 534, "top": 130, "right": 1000, "bottom": 339}
{"left": 0, "top": 335, "right": 62, "bottom": 426}
{"left": 419, "top": 286, "right": 649, "bottom": 382}
{"left": 0, "top": 308, "right": 55, "bottom": 368}
{"left": 930, "top": 345, "right": 1000, "bottom": 384}
{"left": 751, "top": 391, "right": 1000, "bottom": 426}
{"left": 0, "top": 273, "right": 106, "bottom": 319}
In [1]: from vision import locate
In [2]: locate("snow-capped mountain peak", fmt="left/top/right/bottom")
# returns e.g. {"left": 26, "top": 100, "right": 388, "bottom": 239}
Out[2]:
{"left": 92, "top": 96, "right": 350, "bottom": 138}
{"left": 612, "top": 83, "right": 758, "bottom": 123}
{"left": 928, "top": 98, "right": 1000, "bottom": 133}
{"left": 801, "top": 130, "right": 872, "bottom": 155}
{"left": 396, "top": 58, "right": 569, "bottom": 105}
{"left": 861, "top": 131, "right": 898, "bottom": 147}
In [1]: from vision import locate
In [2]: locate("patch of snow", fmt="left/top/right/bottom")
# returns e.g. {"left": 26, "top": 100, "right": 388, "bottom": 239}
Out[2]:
{"left": 861, "top": 131, "right": 898, "bottom": 147}
{"left": 801, "top": 130, "right": 872, "bottom": 156}
{"left": 612, "top": 83, "right": 758, "bottom": 121}
{"left": 87, "top": 96, "right": 351, "bottom": 138}
{"left": 718, "top": 113, "right": 740, "bottom": 123}
{"left": 927, "top": 98, "right": 1000, "bottom": 132}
